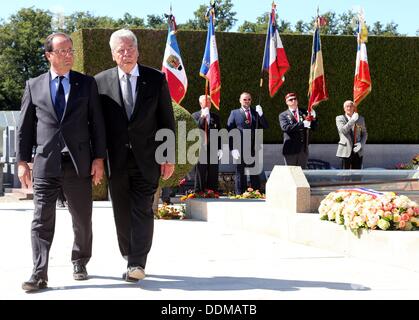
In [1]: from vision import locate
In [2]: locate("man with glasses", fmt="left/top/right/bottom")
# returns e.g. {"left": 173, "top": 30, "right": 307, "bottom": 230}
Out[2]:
{"left": 17, "top": 32, "right": 106, "bottom": 291}
{"left": 227, "top": 92, "right": 268, "bottom": 195}
{"left": 95, "top": 29, "right": 175, "bottom": 283}
{"left": 279, "top": 93, "right": 317, "bottom": 169}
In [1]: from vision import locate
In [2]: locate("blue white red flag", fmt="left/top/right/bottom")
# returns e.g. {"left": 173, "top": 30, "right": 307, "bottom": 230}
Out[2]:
{"left": 337, "top": 188, "right": 384, "bottom": 199}
{"left": 308, "top": 18, "right": 328, "bottom": 112}
{"left": 200, "top": 10, "right": 221, "bottom": 109}
{"left": 162, "top": 14, "right": 187, "bottom": 104}
{"left": 353, "top": 14, "right": 371, "bottom": 106}
{"left": 262, "top": 4, "right": 289, "bottom": 97}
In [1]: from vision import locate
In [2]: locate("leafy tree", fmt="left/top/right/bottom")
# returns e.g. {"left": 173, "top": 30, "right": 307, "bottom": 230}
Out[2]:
{"left": 337, "top": 10, "right": 357, "bottom": 35}
{"left": 371, "top": 21, "right": 384, "bottom": 35}
{"left": 382, "top": 21, "right": 400, "bottom": 36}
{"left": 64, "top": 11, "right": 118, "bottom": 33}
{"left": 181, "top": 0, "right": 237, "bottom": 31}
{"left": 277, "top": 20, "right": 293, "bottom": 33}
{"left": 316, "top": 11, "right": 339, "bottom": 35}
{"left": 238, "top": 12, "right": 269, "bottom": 34}
{"left": 117, "top": 13, "right": 145, "bottom": 28}
{"left": 146, "top": 14, "right": 166, "bottom": 30}
{"left": 294, "top": 20, "right": 310, "bottom": 34}
{"left": 0, "top": 8, "right": 52, "bottom": 110}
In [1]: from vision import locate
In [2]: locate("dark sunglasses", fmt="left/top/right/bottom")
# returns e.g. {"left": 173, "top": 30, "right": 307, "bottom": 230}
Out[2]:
{"left": 287, "top": 98, "right": 297, "bottom": 102}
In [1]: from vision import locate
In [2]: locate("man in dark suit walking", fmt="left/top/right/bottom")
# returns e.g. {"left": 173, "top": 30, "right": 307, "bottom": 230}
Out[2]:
{"left": 227, "top": 92, "right": 268, "bottom": 195}
{"left": 192, "top": 95, "right": 222, "bottom": 192}
{"left": 17, "top": 32, "right": 106, "bottom": 292}
{"left": 95, "top": 29, "right": 175, "bottom": 282}
{"left": 279, "top": 93, "right": 317, "bottom": 169}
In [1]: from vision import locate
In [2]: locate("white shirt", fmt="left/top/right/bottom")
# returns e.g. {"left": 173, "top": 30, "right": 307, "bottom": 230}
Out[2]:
{"left": 288, "top": 107, "right": 299, "bottom": 121}
{"left": 117, "top": 64, "right": 139, "bottom": 106}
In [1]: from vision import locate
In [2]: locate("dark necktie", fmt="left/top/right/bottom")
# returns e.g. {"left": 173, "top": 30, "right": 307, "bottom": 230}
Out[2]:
{"left": 123, "top": 73, "right": 134, "bottom": 119}
{"left": 55, "top": 76, "right": 66, "bottom": 121}
{"left": 292, "top": 110, "right": 298, "bottom": 121}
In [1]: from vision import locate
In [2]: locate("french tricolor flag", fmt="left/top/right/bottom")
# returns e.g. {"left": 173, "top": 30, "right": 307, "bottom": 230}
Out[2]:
{"left": 262, "top": 4, "right": 289, "bottom": 97}
{"left": 308, "top": 18, "right": 328, "bottom": 111}
{"left": 162, "top": 14, "right": 187, "bottom": 104}
{"left": 353, "top": 16, "right": 371, "bottom": 106}
{"left": 200, "top": 11, "right": 221, "bottom": 109}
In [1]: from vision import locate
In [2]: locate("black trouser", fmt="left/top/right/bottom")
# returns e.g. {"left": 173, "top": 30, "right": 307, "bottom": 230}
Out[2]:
{"left": 194, "top": 162, "right": 219, "bottom": 192}
{"left": 108, "top": 150, "right": 158, "bottom": 269}
{"left": 31, "top": 155, "right": 92, "bottom": 280}
{"left": 341, "top": 152, "right": 363, "bottom": 169}
{"left": 234, "top": 162, "right": 261, "bottom": 195}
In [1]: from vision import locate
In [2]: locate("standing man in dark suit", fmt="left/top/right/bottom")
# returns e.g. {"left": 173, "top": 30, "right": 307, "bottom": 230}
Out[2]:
{"left": 279, "top": 92, "right": 317, "bottom": 169}
{"left": 17, "top": 32, "right": 106, "bottom": 292}
{"left": 336, "top": 100, "right": 368, "bottom": 169}
{"left": 95, "top": 29, "right": 175, "bottom": 282}
{"left": 192, "top": 95, "right": 222, "bottom": 192}
{"left": 227, "top": 92, "right": 268, "bottom": 195}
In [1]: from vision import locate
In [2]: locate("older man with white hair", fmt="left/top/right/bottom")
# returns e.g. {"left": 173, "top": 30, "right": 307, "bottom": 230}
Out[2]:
{"left": 336, "top": 100, "right": 368, "bottom": 169}
{"left": 95, "top": 29, "right": 176, "bottom": 282}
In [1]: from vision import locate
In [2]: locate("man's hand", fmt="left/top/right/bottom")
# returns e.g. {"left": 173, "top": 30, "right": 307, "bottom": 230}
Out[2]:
{"left": 18, "top": 161, "right": 32, "bottom": 189}
{"left": 201, "top": 107, "right": 210, "bottom": 118}
{"left": 353, "top": 142, "right": 362, "bottom": 153}
{"left": 91, "top": 158, "right": 105, "bottom": 186}
{"left": 161, "top": 163, "right": 175, "bottom": 180}
{"left": 217, "top": 149, "right": 223, "bottom": 160}
{"left": 255, "top": 105, "right": 263, "bottom": 116}
{"left": 231, "top": 149, "right": 240, "bottom": 160}
{"left": 351, "top": 112, "right": 359, "bottom": 122}
{"left": 303, "top": 120, "right": 311, "bottom": 128}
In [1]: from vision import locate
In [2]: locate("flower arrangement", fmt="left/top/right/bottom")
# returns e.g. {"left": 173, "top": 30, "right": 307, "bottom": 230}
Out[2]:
{"left": 319, "top": 188, "right": 419, "bottom": 236}
{"left": 180, "top": 189, "right": 220, "bottom": 201}
{"left": 229, "top": 188, "right": 265, "bottom": 199}
{"left": 394, "top": 153, "right": 419, "bottom": 170}
{"left": 155, "top": 204, "right": 186, "bottom": 220}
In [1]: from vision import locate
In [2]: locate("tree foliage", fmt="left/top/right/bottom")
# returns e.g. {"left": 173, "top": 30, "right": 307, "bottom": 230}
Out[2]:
{"left": 0, "top": 8, "right": 52, "bottom": 110}
{"left": 181, "top": 0, "right": 237, "bottom": 32}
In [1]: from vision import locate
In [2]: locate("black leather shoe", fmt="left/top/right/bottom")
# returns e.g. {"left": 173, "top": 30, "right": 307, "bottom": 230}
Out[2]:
{"left": 122, "top": 266, "right": 145, "bottom": 282}
{"left": 73, "top": 264, "right": 88, "bottom": 280}
{"left": 22, "top": 275, "right": 48, "bottom": 292}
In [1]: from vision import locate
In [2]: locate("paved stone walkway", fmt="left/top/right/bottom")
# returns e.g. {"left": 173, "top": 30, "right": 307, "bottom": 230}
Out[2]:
{"left": 1, "top": 200, "right": 419, "bottom": 300}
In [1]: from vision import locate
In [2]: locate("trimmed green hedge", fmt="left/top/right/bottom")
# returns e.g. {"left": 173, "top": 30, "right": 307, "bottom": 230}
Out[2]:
{"left": 72, "top": 29, "right": 419, "bottom": 144}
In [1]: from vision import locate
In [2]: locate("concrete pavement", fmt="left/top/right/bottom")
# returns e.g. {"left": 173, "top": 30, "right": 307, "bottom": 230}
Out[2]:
{"left": 1, "top": 200, "right": 419, "bottom": 300}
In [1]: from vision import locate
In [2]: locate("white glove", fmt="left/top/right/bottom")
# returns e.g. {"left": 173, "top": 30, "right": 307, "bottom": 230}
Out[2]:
{"left": 255, "top": 105, "right": 263, "bottom": 116}
{"left": 353, "top": 142, "right": 362, "bottom": 153}
{"left": 351, "top": 112, "right": 359, "bottom": 122}
{"left": 310, "top": 109, "right": 316, "bottom": 118}
{"left": 217, "top": 149, "right": 223, "bottom": 160}
{"left": 201, "top": 108, "right": 209, "bottom": 117}
{"left": 231, "top": 149, "right": 240, "bottom": 160}
{"left": 303, "top": 120, "right": 311, "bottom": 128}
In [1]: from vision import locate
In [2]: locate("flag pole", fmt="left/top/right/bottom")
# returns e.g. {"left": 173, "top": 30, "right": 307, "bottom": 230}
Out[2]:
{"left": 258, "top": 1, "right": 275, "bottom": 106}
{"left": 305, "top": 7, "right": 320, "bottom": 153}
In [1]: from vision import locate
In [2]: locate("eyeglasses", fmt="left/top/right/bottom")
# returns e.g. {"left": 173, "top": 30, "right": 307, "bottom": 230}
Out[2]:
{"left": 51, "top": 49, "right": 75, "bottom": 56}
{"left": 242, "top": 99, "right": 252, "bottom": 101}
{"left": 115, "top": 47, "right": 136, "bottom": 55}
{"left": 287, "top": 98, "right": 297, "bottom": 102}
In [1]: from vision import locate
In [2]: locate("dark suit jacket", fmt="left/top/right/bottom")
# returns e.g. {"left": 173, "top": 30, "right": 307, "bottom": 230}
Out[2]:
{"left": 279, "top": 108, "right": 318, "bottom": 155}
{"left": 227, "top": 107, "right": 268, "bottom": 153}
{"left": 95, "top": 65, "right": 175, "bottom": 185}
{"left": 17, "top": 70, "right": 106, "bottom": 178}
{"left": 191, "top": 110, "right": 221, "bottom": 150}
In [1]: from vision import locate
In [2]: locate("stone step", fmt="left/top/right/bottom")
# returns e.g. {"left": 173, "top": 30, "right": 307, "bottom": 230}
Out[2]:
{"left": 3, "top": 188, "right": 33, "bottom": 200}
